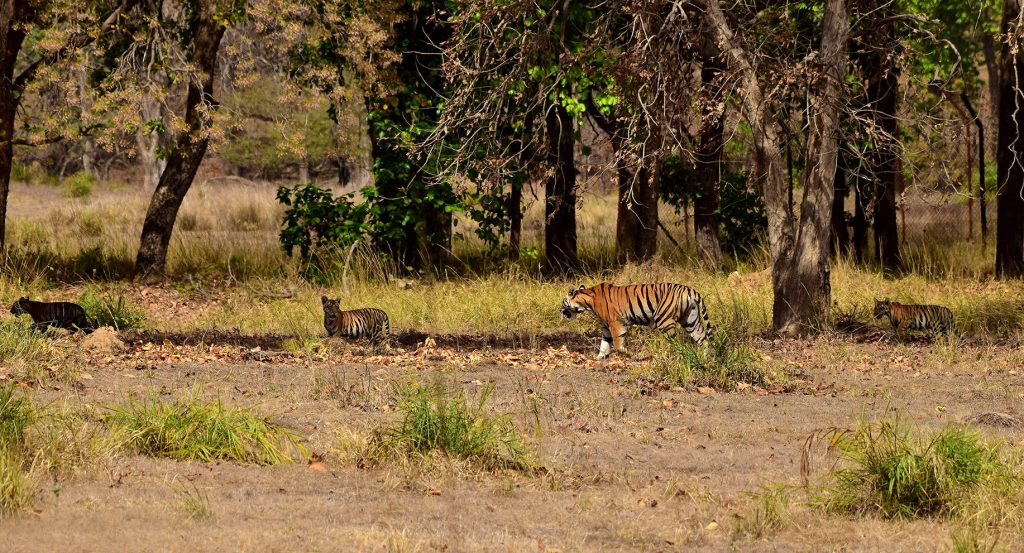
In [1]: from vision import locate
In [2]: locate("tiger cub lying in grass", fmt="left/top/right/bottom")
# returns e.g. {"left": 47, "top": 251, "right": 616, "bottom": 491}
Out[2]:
{"left": 561, "top": 282, "right": 714, "bottom": 359}
{"left": 873, "top": 299, "right": 954, "bottom": 335}
{"left": 10, "top": 297, "right": 94, "bottom": 333}
{"left": 321, "top": 296, "right": 392, "bottom": 348}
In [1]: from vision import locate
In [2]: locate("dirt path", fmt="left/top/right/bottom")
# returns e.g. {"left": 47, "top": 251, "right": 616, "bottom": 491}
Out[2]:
{"left": 3, "top": 334, "right": 1023, "bottom": 552}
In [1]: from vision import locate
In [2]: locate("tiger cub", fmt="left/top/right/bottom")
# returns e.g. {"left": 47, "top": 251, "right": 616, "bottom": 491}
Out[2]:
{"left": 561, "top": 282, "right": 714, "bottom": 359}
{"left": 321, "top": 296, "right": 391, "bottom": 347}
{"left": 10, "top": 297, "right": 94, "bottom": 333}
{"left": 873, "top": 299, "right": 953, "bottom": 334}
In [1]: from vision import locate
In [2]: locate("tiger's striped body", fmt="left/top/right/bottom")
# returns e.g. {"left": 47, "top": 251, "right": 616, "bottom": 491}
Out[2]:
{"left": 321, "top": 296, "right": 391, "bottom": 347}
{"left": 561, "top": 283, "right": 714, "bottom": 359}
{"left": 873, "top": 299, "right": 953, "bottom": 334}
{"left": 10, "top": 297, "right": 93, "bottom": 333}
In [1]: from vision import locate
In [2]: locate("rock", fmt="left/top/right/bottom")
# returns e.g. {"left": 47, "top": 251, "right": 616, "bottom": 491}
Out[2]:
{"left": 81, "top": 327, "right": 125, "bottom": 354}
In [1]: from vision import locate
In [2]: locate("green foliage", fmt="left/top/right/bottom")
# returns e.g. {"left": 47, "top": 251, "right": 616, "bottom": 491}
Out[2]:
{"left": 63, "top": 171, "right": 94, "bottom": 199}
{"left": 105, "top": 392, "right": 307, "bottom": 465}
{"left": 362, "top": 381, "right": 533, "bottom": 471}
{"left": 78, "top": 289, "right": 145, "bottom": 330}
{"left": 277, "top": 183, "right": 368, "bottom": 261}
{"left": 660, "top": 158, "right": 766, "bottom": 259}
{"left": 816, "top": 417, "right": 1012, "bottom": 520}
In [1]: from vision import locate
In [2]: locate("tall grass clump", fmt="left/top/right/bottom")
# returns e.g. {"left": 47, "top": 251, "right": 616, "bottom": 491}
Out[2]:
{"left": 0, "top": 318, "right": 60, "bottom": 383}
{"left": 735, "top": 484, "right": 792, "bottom": 539}
{"left": 811, "top": 416, "right": 1019, "bottom": 521}
{"left": 63, "top": 171, "right": 94, "bottom": 199}
{"left": 644, "top": 330, "right": 780, "bottom": 391}
{"left": 105, "top": 393, "right": 306, "bottom": 465}
{"left": 0, "top": 385, "right": 35, "bottom": 515}
{"left": 78, "top": 289, "right": 146, "bottom": 330}
{"left": 361, "top": 381, "right": 533, "bottom": 472}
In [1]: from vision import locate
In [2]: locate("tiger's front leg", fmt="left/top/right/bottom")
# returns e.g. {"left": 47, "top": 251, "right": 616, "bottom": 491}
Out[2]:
{"left": 598, "top": 327, "right": 613, "bottom": 359}
{"left": 611, "top": 321, "right": 628, "bottom": 356}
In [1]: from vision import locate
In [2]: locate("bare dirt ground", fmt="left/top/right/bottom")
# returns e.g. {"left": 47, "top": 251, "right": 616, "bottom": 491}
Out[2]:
{"left": 2, "top": 326, "right": 1023, "bottom": 553}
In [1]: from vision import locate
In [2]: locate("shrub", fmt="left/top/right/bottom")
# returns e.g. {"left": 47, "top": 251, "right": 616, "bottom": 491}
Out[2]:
{"left": 361, "top": 381, "right": 533, "bottom": 471}
{"left": 645, "top": 330, "right": 778, "bottom": 391}
{"left": 105, "top": 393, "right": 307, "bottom": 465}
{"left": 78, "top": 289, "right": 146, "bottom": 330}
{"left": 813, "top": 416, "right": 1012, "bottom": 520}
{"left": 63, "top": 171, "right": 95, "bottom": 199}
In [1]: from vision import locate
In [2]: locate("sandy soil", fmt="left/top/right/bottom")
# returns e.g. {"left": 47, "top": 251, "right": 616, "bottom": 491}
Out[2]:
{"left": 2, "top": 331, "right": 1023, "bottom": 552}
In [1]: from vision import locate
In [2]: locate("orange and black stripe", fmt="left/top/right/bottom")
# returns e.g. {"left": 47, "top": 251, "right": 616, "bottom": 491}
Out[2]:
{"left": 321, "top": 296, "right": 391, "bottom": 347}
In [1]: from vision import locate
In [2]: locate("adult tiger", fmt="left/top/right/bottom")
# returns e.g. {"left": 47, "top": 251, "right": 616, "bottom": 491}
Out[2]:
{"left": 561, "top": 282, "right": 714, "bottom": 359}
{"left": 873, "top": 299, "right": 953, "bottom": 334}
{"left": 10, "top": 297, "right": 94, "bottom": 333}
{"left": 321, "top": 296, "right": 392, "bottom": 347}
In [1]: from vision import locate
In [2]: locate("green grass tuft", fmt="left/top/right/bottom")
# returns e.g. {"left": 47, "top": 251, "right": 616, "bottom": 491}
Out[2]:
{"left": 0, "top": 385, "right": 34, "bottom": 454}
{"left": 814, "top": 416, "right": 1014, "bottom": 520}
{"left": 735, "top": 484, "right": 792, "bottom": 539}
{"left": 78, "top": 289, "right": 146, "bottom": 330}
{"left": 105, "top": 393, "right": 307, "bottom": 465}
{"left": 362, "top": 381, "right": 534, "bottom": 472}
{"left": 644, "top": 330, "right": 781, "bottom": 391}
{"left": 63, "top": 171, "right": 94, "bottom": 199}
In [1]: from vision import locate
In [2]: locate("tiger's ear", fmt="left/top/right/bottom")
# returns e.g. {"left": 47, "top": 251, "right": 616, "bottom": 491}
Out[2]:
{"left": 321, "top": 295, "right": 329, "bottom": 304}
{"left": 568, "top": 287, "right": 576, "bottom": 297}
{"left": 578, "top": 284, "right": 585, "bottom": 290}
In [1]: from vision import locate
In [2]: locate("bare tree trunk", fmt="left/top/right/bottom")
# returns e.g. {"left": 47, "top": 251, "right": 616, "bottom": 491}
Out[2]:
{"left": 0, "top": 0, "right": 28, "bottom": 251}
{"left": 694, "top": 31, "right": 725, "bottom": 267}
{"left": 703, "top": 0, "right": 848, "bottom": 334}
{"left": 983, "top": 7, "right": 1001, "bottom": 142}
{"left": 861, "top": 3, "right": 901, "bottom": 269}
{"left": 77, "top": 65, "right": 96, "bottom": 176}
{"left": 544, "top": 102, "right": 579, "bottom": 273}
{"left": 997, "top": 0, "right": 1024, "bottom": 277}
{"left": 831, "top": 152, "right": 850, "bottom": 256}
{"left": 135, "top": 0, "right": 226, "bottom": 277}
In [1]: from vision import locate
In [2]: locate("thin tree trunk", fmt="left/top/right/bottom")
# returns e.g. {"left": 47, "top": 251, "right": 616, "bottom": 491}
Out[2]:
{"left": 544, "top": 101, "right": 579, "bottom": 273}
{"left": 861, "top": 0, "right": 901, "bottom": 269}
{"left": 0, "top": 0, "right": 28, "bottom": 251}
{"left": 852, "top": 178, "right": 868, "bottom": 261}
{"left": 135, "top": 0, "right": 226, "bottom": 276}
{"left": 703, "top": 0, "right": 847, "bottom": 334}
{"left": 509, "top": 180, "right": 522, "bottom": 259}
{"left": 831, "top": 151, "right": 850, "bottom": 256}
{"left": 137, "top": 93, "right": 166, "bottom": 189}
{"left": 694, "top": 30, "right": 725, "bottom": 267}
{"left": 983, "top": 9, "right": 1001, "bottom": 141}
{"left": 996, "top": 0, "right": 1024, "bottom": 277}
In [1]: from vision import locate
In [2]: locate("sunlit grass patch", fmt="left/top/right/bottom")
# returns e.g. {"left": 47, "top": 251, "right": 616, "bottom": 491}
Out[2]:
{"left": 641, "top": 330, "right": 784, "bottom": 391}
{"left": 105, "top": 393, "right": 307, "bottom": 465}
{"left": 175, "top": 481, "right": 213, "bottom": 520}
{"left": 360, "top": 381, "right": 534, "bottom": 472}
{"left": 78, "top": 288, "right": 146, "bottom": 330}
{"left": 807, "top": 415, "right": 1022, "bottom": 522}
{"left": 734, "top": 484, "right": 792, "bottom": 540}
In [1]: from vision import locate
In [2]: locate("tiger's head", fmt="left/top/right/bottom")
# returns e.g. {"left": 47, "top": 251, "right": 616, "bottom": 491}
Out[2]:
{"left": 873, "top": 298, "right": 892, "bottom": 319}
{"left": 561, "top": 285, "right": 591, "bottom": 320}
{"left": 10, "top": 297, "right": 28, "bottom": 316}
{"left": 322, "top": 295, "right": 341, "bottom": 318}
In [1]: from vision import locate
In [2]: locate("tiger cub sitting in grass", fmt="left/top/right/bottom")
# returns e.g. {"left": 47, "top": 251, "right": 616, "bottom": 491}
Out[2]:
{"left": 321, "top": 296, "right": 392, "bottom": 348}
{"left": 561, "top": 282, "right": 714, "bottom": 359}
{"left": 873, "top": 299, "right": 953, "bottom": 335}
{"left": 10, "top": 297, "right": 94, "bottom": 333}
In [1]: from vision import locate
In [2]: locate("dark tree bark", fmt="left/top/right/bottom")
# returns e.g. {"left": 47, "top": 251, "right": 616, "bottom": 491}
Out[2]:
{"left": 703, "top": 0, "right": 848, "bottom": 334}
{"left": 996, "top": 0, "right": 1024, "bottom": 277}
{"left": 694, "top": 31, "right": 725, "bottom": 267}
{"left": 544, "top": 102, "right": 579, "bottom": 273}
{"left": 860, "top": 0, "right": 901, "bottom": 269}
{"left": 509, "top": 180, "right": 522, "bottom": 260}
{"left": 587, "top": 99, "right": 658, "bottom": 266}
{"left": 831, "top": 152, "right": 850, "bottom": 257}
{"left": 135, "top": 0, "right": 226, "bottom": 276}
{"left": 0, "top": 0, "right": 28, "bottom": 252}
{"left": 852, "top": 177, "right": 869, "bottom": 261}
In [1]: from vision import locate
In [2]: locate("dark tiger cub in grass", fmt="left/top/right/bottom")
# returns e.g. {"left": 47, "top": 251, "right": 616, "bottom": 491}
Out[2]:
{"left": 321, "top": 296, "right": 391, "bottom": 347}
{"left": 873, "top": 299, "right": 953, "bottom": 334}
{"left": 561, "top": 283, "right": 714, "bottom": 359}
{"left": 10, "top": 297, "right": 94, "bottom": 333}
